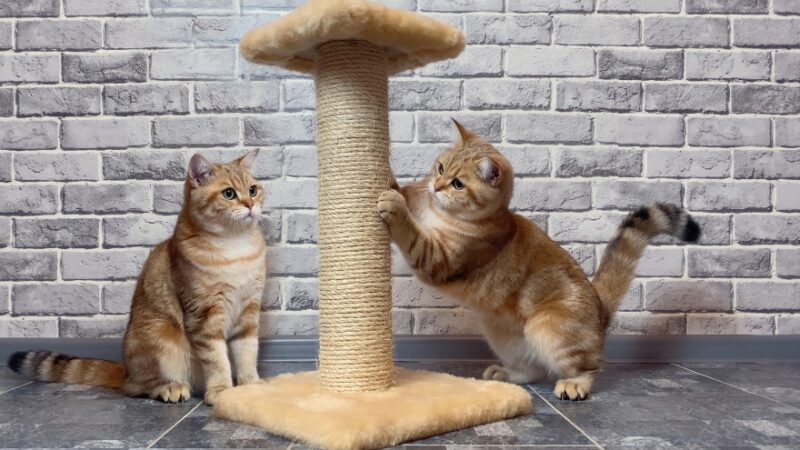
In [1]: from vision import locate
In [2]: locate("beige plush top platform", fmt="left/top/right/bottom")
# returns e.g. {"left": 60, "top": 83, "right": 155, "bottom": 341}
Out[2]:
{"left": 239, "top": 0, "right": 465, "bottom": 74}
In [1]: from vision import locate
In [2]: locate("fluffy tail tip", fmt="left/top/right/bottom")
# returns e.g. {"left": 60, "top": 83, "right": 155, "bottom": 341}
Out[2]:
{"left": 7, "top": 351, "right": 26, "bottom": 373}
{"left": 683, "top": 216, "right": 701, "bottom": 243}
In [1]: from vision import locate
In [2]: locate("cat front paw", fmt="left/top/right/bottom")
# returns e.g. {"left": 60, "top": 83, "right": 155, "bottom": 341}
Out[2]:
{"left": 378, "top": 190, "right": 408, "bottom": 225}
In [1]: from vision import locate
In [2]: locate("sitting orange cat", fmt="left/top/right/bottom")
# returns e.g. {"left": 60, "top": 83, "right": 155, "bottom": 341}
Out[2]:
{"left": 379, "top": 122, "right": 699, "bottom": 400}
{"left": 9, "top": 150, "right": 267, "bottom": 405}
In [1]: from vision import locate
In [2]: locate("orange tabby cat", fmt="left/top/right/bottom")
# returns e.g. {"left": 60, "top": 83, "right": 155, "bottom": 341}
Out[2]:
{"left": 8, "top": 150, "right": 267, "bottom": 405}
{"left": 379, "top": 122, "right": 700, "bottom": 400}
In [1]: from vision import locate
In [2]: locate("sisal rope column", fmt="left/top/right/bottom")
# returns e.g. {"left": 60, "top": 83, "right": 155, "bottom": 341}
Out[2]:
{"left": 315, "top": 40, "right": 394, "bottom": 392}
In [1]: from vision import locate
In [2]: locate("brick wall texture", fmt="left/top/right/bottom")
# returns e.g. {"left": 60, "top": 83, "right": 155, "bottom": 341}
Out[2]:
{"left": 0, "top": 0, "right": 799, "bottom": 338}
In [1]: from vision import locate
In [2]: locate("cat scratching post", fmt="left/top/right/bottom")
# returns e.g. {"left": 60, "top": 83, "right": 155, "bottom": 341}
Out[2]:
{"left": 213, "top": 1, "right": 531, "bottom": 448}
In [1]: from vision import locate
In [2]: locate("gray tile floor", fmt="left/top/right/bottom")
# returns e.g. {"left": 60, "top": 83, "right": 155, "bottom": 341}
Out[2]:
{"left": 1, "top": 361, "right": 799, "bottom": 449}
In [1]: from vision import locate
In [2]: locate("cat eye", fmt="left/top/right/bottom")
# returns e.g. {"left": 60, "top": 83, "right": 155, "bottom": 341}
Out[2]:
{"left": 437, "top": 163, "right": 444, "bottom": 175}
{"left": 451, "top": 178, "right": 464, "bottom": 190}
{"left": 249, "top": 185, "right": 258, "bottom": 197}
{"left": 222, "top": 188, "right": 237, "bottom": 200}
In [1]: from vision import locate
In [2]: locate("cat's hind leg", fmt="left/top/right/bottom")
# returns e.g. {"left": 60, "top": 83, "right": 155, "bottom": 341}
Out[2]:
{"left": 480, "top": 320, "right": 547, "bottom": 384}
{"left": 123, "top": 321, "right": 193, "bottom": 403}
{"left": 483, "top": 363, "right": 546, "bottom": 384}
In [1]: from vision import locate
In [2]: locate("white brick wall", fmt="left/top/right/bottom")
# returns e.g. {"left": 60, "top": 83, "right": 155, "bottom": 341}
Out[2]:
{"left": 0, "top": 0, "right": 798, "bottom": 337}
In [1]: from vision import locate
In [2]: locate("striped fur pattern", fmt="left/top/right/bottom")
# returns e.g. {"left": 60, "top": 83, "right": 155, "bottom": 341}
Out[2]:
{"left": 379, "top": 122, "right": 700, "bottom": 401}
{"left": 8, "top": 150, "right": 267, "bottom": 405}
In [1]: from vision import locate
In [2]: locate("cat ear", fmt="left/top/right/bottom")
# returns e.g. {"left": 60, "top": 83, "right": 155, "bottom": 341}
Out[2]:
{"left": 237, "top": 148, "right": 259, "bottom": 170}
{"left": 452, "top": 118, "right": 476, "bottom": 144}
{"left": 477, "top": 157, "right": 502, "bottom": 186}
{"left": 188, "top": 153, "right": 214, "bottom": 187}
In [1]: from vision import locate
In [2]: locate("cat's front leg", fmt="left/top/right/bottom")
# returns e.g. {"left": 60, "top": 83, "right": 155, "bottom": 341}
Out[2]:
{"left": 377, "top": 189, "right": 410, "bottom": 229}
{"left": 188, "top": 303, "right": 234, "bottom": 406}
{"left": 229, "top": 300, "right": 261, "bottom": 386}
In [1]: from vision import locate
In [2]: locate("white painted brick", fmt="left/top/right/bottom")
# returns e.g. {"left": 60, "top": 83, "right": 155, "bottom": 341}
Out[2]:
{"left": 511, "top": 180, "right": 592, "bottom": 211}
{"left": 104, "top": 85, "right": 190, "bottom": 115}
{"left": 644, "top": 83, "right": 728, "bottom": 113}
{"left": 153, "top": 184, "right": 183, "bottom": 214}
{"left": 60, "top": 317, "right": 128, "bottom": 338}
{"left": 61, "top": 118, "right": 150, "bottom": 149}
{"left": 391, "top": 144, "right": 444, "bottom": 177}
{"left": 687, "top": 314, "right": 773, "bottom": 335}
{"left": 733, "top": 18, "right": 800, "bottom": 47}
{"left": 284, "top": 146, "right": 317, "bottom": 177}
{"left": 13, "top": 283, "right": 99, "bottom": 315}
{"left": 14, "top": 218, "right": 99, "bottom": 249}
{"left": 555, "top": 147, "right": 643, "bottom": 177}
{"left": 194, "top": 15, "right": 279, "bottom": 43}
{"left": 264, "top": 179, "right": 317, "bottom": 209}
{"left": 259, "top": 311, "right": 317, "bottom": 336}
{"left": 0, "top": 54, "right": 60, "bottom": 83}
{"left": 687, "top": 117, "right": 770, "bottom": 147}
{"left": 17, "top": 20, "right": 102, "bottom": 51}
{"left": 775, "top": 0, "right": 800, "bottom": 14}
{"left": 63, "top": 184, "right": 150, "bottom": 214}
{"left": 687, "top": 0, "right": 767, "bottom": 14}
{"left": 420, "top": 0, "right": 502, "bottom": 12}
{"left": 598, "top": 50, "right": 683, "bottom": 80}
{"left": 389, "top": 80, "right": 460, "bottom": 111}
{"left": 198, "top": 148, "right": 283, "bottom": 180}
{"left": 645, "top": 150, "right": 730, "bottom": 179}
{"left": 686, "top": 50, "right": 771, "bottom": 81}
{"left": 64, "top": 0, "right": 147, "bottom": 16}
{"left": 0, "top": 0, "right": 60, "bottom": 17}
{"left": 417, "top": 46, "right": 502, "bottom": 77}
{"left": 497, "top": 145, "right": 551, "bottom": 176}
{"left": 18, "top": 87, "right": 101, "bottom": 117}
{"left": 153, "top": 117, "right": 240, "bottom": 147}
{"left": 105, "top": 18, "right": 193, "bottom": 49}
{"left": 244, "top": 114, "right": 315, "bottom": 145}
{"left": 775, "top": 182, "right": 800, "bottom": 212}
{"left": 0, "top": 24, "right": 11, "bottom": 50}
{"left": 151, "top": 49, "right": 236, "bottom": 80}
{"left": 419, "top": 112, "right": 501, "bottom": 143}
{"left": 262, "top": 279, "right": 281, "bottom": 310}
{"left": 0, "top": 318, "right": 58, "bottom": 338}
{"left": 61, "top": 249, "right": 148, "bottom": 281}
{"left": 269, "top": 246, "right": 317, "bottom": 276}
{"left": 734, "top": 150, "right": 800, "bottom": 179}
{"left": 644, "top": 17, "right": 729, "bottom": 48}
{"left": 595, "top": 114, "right": 684, "bottom": 147}
{"left": 554, "top": 16, "right": 640, "bottom": 46}
{"left": 15, "top": 152, "right": 99, "bottom": 181}
{"left": 195, "top": 82, "right": 279, "bottom": 113}
{"left": 286, "top": 212, "right": 317, "bottom": 244}
{"left": 775, "top": 52, "right": 800, "bottom": 82}
{"left": 507, "top": 112, "right": 592, "bottom": 144}
{"left": 0, "top": 89, "right": 11, "bottom": 117}
{"left": 735, "top": 214, "right": 800, "bottom": 245}
{"left": 465, "top": 79, "right": 549, "bottom": 110}
{"left": 392, "top": 277, "right": 458, "bottom": 308}
{"left": 103, "top": 216, "right": 176, "bottom": 247}
{"left": 151, "top": 0, "right": 235, "bottom": 15}
{"left": 738, "top": 282, "right": 800, "bottom": 312}
{"left": 777, "top": 315, "right": 800, "bottom": 335}
{"left": 556, "top": 81, "right": 641, "bottom": 112}
{"left": 508, "top": 0, "right": 592, "bottom": 12}
{"left": 598, "top": 0, "right": 680, "bottom": 12}
{"left": 506, "top": 47, "right": 595, "bottom": 77}
{"left": 63, "top": 52, "right": 147, "bottom": 83}
{"left": 0, "top": 153, "right": 9, "bottom": 182}
{"left": 686, "top": 181, "right": 771, "bottom": 211}
{"left": 286, "top": 279, "right": 317, "bottom": 310}
{"left": 564, "top": 243, "right": 595, "bottom": 276}
{"left": 0, "top": 185, "right": 58, "bottom": 214}
{"left": 549, "top": 211, "right": 625, "bottom": 243}
{"left": 103, "top": 151, "right": 186, "bottom": 181}
{"left": 390, "top": 112, "right": 415, "bottom": 143}
{"left": 102, "top": 282, "right": 135, "bottom": 314}
{"left": 594, "top": 180, "right": 682, "bottom": 210}
{"left": 609, "top": 312, "right": 686, "bottom": 335}
{"left": 0, "top": 251, "right": 57, "bottom": 281}
{"left": 645, "top": 280, "right": 732, "bottom": 312}
{"left": 688, "top": 248, "right": 770, "bottom": 278}
{"left": 465, "top": 14, "right": 551, "bottom": 45}
{"left": 415, "top": 308, "right": 480, "bottom": 335}
{"left": 282, "top": 79, "right": 315, "bottom": 111}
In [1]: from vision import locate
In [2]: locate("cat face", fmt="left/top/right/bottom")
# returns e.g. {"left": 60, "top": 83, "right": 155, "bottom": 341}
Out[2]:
{"left": 428, "top": 121, "right": 513, "bottom": 220}
{"left": 186, "top": 150, "right": 265, "bottom": 233}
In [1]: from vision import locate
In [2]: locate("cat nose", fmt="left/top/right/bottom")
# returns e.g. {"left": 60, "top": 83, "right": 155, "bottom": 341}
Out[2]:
{"left": 434, "top": 182, "right": 446, "bottom": 192}
{"left": 243, "top": 199, "right": 254, "bottom": 208}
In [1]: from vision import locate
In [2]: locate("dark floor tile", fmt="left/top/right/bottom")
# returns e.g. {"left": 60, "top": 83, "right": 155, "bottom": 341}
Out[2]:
{"left": 532, "top": 364, "right": 800, "bottom": 449}
{"left": 681, "top": 362, "right": 800, "bottom": 408}
{"left": 0, "top": 382, "right": 200, "bottom": 448}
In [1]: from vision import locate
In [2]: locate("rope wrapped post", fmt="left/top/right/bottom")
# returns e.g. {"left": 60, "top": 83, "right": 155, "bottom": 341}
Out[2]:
{"left": 212, "top": 2, "right": 532, "bottom": 448}
{"left": 315, "top": 40, "right": 394, "bottom": 392}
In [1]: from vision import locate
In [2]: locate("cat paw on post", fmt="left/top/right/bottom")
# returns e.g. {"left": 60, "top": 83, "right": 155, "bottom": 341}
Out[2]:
{"left": 377, "top": 189, "right": 409, "bottom": 225}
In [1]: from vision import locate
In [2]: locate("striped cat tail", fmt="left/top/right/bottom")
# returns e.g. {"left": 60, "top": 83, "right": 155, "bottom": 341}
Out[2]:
{"left": 8, "top": 350, "right": 125, "bottom": 390}
{"left": 592, "top": 204, "right": 700, "bottom": 318}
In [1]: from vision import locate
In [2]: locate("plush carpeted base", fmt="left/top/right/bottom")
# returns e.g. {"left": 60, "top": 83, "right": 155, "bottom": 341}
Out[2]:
{"left": 213, "top": 368, "right": 532, "bottom": 450}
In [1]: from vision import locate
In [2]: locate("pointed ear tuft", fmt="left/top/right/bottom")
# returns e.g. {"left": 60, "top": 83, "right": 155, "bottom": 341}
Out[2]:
{"left": 237, "top": 148, "right": 259, "bottom": 170}
{"left": 477, "top": 157, "right": 502, "bottom": 186}
{"left": 452, "top": 118, "right": 476, "bottom": 143}
{"left": 188, "top": 153, "right": 214, "bottom": 187}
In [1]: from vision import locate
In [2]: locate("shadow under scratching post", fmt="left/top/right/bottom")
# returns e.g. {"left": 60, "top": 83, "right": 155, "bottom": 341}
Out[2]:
{"left": 213, "top": 1, "right": 532, "bottom": 448}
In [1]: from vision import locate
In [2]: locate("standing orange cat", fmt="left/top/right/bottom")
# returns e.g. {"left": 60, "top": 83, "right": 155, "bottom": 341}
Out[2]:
{"left": 9, "top": 150, "right": 267, "bottom": 405}
{"left": 379, "top": 122, "right": 700, "bottom": 400}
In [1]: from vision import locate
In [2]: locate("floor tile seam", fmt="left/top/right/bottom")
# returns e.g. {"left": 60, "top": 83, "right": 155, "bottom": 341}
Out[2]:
{"left": 671, "top": 363, "right": 798, "bottom": 410}
{"left": 0, "top": 381, "right": 33, "bottom": 396}
{"left": 145, "top": 401, "right": 203, "bottom": 449}
{"left": 526, "top": 386, "right": 605, "bottom": 450}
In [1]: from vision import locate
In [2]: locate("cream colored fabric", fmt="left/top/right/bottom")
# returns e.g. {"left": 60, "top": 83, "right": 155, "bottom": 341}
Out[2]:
{"left": 213, "top": 368, "right": 532, "bottom": 450}
{"left": 239, "top": 0, "right": 464, "bottom": 74}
